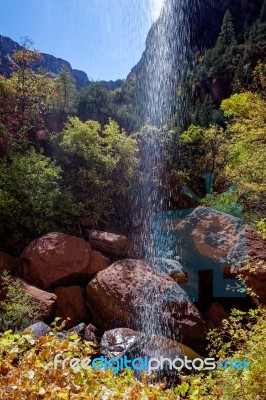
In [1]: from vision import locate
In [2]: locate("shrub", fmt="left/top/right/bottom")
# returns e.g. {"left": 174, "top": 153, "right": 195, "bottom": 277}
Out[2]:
{"left": 179, "top": 307, "right": 266, "bottom": 399}
{"left": 0, "top": 270, "right": 42, "bottom": 332}
{"left": 57, "top": 117, "right": 139, "bottom": 225}
{"left": 0, "top": 149, "right": 77, "bottom": 249}
{"left": 0, "top": 323, "right": 178, "bottom": 399}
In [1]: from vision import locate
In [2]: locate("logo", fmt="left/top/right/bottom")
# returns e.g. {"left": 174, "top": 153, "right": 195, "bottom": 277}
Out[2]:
{"left": 53, "top": 354, "right": 250, "bottom": 375}
{"left": 153, "top": 173, "right": 248, "bottom": 302}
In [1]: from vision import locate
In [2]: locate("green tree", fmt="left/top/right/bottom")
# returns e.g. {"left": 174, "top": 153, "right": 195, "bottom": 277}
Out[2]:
{"left": 221, "top": 92, "right": 266, "bottom": 219}
{"left": 0, "top": 39, "right": 54, "bottom": 148}
{"left": 215, "top": 10, "right": 237, "bottom": 53}
{"left": 77, "top": 82, "right": 114, "bottom": 125}
{"left": 53, "top": 67, "right": 77, "bottom": 113}
{"left": 179, "top": 124, "right": 228, "bottom": 193}
{"left": 0, "top": 150, "right": 76, "bottom": 249}
{"left": 202, "top": 10, "right": 238, "bottom": 76}
{"left": 57, "top": 117, "right": 138, "bottom": 225}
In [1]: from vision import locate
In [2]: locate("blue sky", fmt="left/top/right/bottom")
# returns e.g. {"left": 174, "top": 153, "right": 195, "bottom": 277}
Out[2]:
{"left": 0, "top": 0, "right": 164, "bottom": 80}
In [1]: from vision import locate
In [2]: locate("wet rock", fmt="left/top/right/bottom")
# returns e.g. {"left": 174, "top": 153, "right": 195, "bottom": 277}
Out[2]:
{"left": 57, "top": 323, "right": 98, "bottom": 344}
{"left": 88, "top": 230, "right": 130, "bottom": 256}
{"left": 54, "top": 286, "right": 90, "bottom": 328}
{"left": 100, "top": 327, "right": 201, "bottom": 386}
{"left": 156, "top": 258, "right": 188, "bottom": 283}
{"left": 86, "top": 259, "right": 205, "bottom": 350}
{"left": 100, "top": 328, "right": 146, "bottom": 359}
{"left": 21, "top": 233, "right": 92, "bottom": 289}
{"left": 26, "top": 321, "right": 52, "bottom": 340}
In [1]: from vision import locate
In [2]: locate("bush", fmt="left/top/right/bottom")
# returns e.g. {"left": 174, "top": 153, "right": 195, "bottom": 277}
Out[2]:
{"left": 0, "top": 270, "right": 42, "bottom": 332}
{"left": 178, "top": 307, "right": 266, "bottom": 399}
{"left": 57, "top": 117, "right": 139, "bottom": 225}
{"left": 0, "top": 149, "right": 76, "bottom": 249}
{"left": 0, "top": 322, "right": 178, "bottom": 399}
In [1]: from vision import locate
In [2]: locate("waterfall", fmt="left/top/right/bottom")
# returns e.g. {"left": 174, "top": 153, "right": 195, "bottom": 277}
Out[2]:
{"left": 133, "top": 0, "right": 195, "bottom": 339}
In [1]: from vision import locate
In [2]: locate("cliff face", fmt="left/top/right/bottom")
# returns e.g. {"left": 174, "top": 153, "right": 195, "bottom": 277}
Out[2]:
{"left": 37, "top": 52, "right": 89, "bottom": 89}
{"left": 0, "top": 35, "right": 89, "bottom": 89}
{"left": 132, "top": 0, "right": 263, "bottom": 125}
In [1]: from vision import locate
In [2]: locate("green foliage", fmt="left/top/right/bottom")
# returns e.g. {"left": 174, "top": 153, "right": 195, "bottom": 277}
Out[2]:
{"left": 77, "top": 80, "right": 140, "bottom": 133}
{"left": 0, "top": 270, "right": 41, "bottom": 332}
{"left": 77, "top": 82, "right": 114, "bottom": 125}
{"left": 221, "top": 92, "right": 266, "bottom": 218}
{"left": 0, "top": 149, "right": 76, "bottom": 248}
{"left": 53, "top": 67, "right": 77, "bottom": 113}
{"left": 7, "top": 41, "right": 54, "bottom": 143}
{"left": 179, "top": 124, "right": 228, "bottom": 193}
{"left": 260, "top": 0, "right": 266, "bottom": 23}
{"left": 57, "top": 117, "right": 138, "bottom": 224}
{"left": 256, "top": 218, "right": 266, "bottom": 239}
{"left": 202, "top": 10, "right": 238, "bottom": 76}
{"left": 134, "top": 124, "right": 174, "bottom": 188}
{"left": 201, "top": 190, "right": 242, "bottom": 218}
{"left": 176, "top": 307, "right": 266, "bottom": 399}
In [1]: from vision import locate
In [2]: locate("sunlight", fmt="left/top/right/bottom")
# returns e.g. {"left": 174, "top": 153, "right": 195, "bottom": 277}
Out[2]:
{"left": 150, "top": 0, "right": 165, "bottom": 21}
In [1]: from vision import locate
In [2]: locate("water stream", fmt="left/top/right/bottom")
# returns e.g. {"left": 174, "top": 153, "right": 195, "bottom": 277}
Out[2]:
{"left": 133, "top": 0, "right": 193, "bottom": 339}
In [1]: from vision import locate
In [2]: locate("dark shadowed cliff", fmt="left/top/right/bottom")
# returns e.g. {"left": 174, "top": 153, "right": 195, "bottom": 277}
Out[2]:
{"left": 132, "top": 0, "right": 263, "bottom": 125}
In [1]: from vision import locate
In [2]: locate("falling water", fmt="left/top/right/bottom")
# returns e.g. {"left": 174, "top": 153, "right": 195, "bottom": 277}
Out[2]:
{"left": 133, "top": 0, "right": 196, "bottom": 339}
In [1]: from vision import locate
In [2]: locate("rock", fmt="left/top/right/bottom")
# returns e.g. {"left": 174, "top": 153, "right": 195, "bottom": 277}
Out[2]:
{"left": 100, "top": 327, "right": 201, "bottom": 385}
{"left": 223, "top": 225, "right": 266, "bottom": 304}
{"left": 54, "top": 286, "right": 90, "bottom": 328}
{"left": 156, "top": 258, "right": 188, "bottom": 283}
{"left": 86, "top": 259, "right": 205, "bottom": 350}
{"left": 88, "top": 230, "right": 130, "bottom": 256}
{"left": 84, "top": 324, "right": 98, "bottom": 344}
{"left": 89, "top": 250, "right": 111, "bottom": 275}
{"left": 19, "top": 279, "right": 57, "bottom": 319}
{"left": 245, "top": 224, "right": 266, "bottom": 264}
{"left": 204, "top": 302, "right": 230, "bottom": 329}
{"left": 175, "top": 206, "right": 247, "bottom": 267}
{"left": 26, "top": 321, "right": 52, "bottom": 340}
{"left": 100, "top": 328, "right": 146, "bottom": 359}
{"left": 0, "top": 251, "right": 16, "bottom": 275}
{"left": 68, "top": 322, "right": 86, "bottom": 335}
{"left": 57, "top": 323, "right": 98, "bottom": 344}
{"left": 161, "top": 206, "right": 248, "bottom": 300}
{"left": 20, "top": 233, "right": 92, "bottom": 289}
{"left": 164, "top": 207, "right": 266, "bottom": 303}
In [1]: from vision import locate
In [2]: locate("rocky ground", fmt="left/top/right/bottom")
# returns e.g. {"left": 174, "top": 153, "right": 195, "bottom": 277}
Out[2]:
{"left": 0, "top": 207, "right": 265, "bottom": 371}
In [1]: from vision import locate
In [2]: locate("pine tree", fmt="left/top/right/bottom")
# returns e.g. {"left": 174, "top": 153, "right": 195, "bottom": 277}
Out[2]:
{"left": 215, "top": 10, "right": 237, "bottom": 54}
{"left": 206, "top": 10, "right": 238, "bottom": 76}
{"left": 54, "top": 67, "right": 77, "bottom": 112}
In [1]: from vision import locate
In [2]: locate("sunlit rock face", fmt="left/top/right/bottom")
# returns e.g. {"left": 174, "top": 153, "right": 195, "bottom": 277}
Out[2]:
{"left": 86, "top": 259, "right": 206, "bottom": 350}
